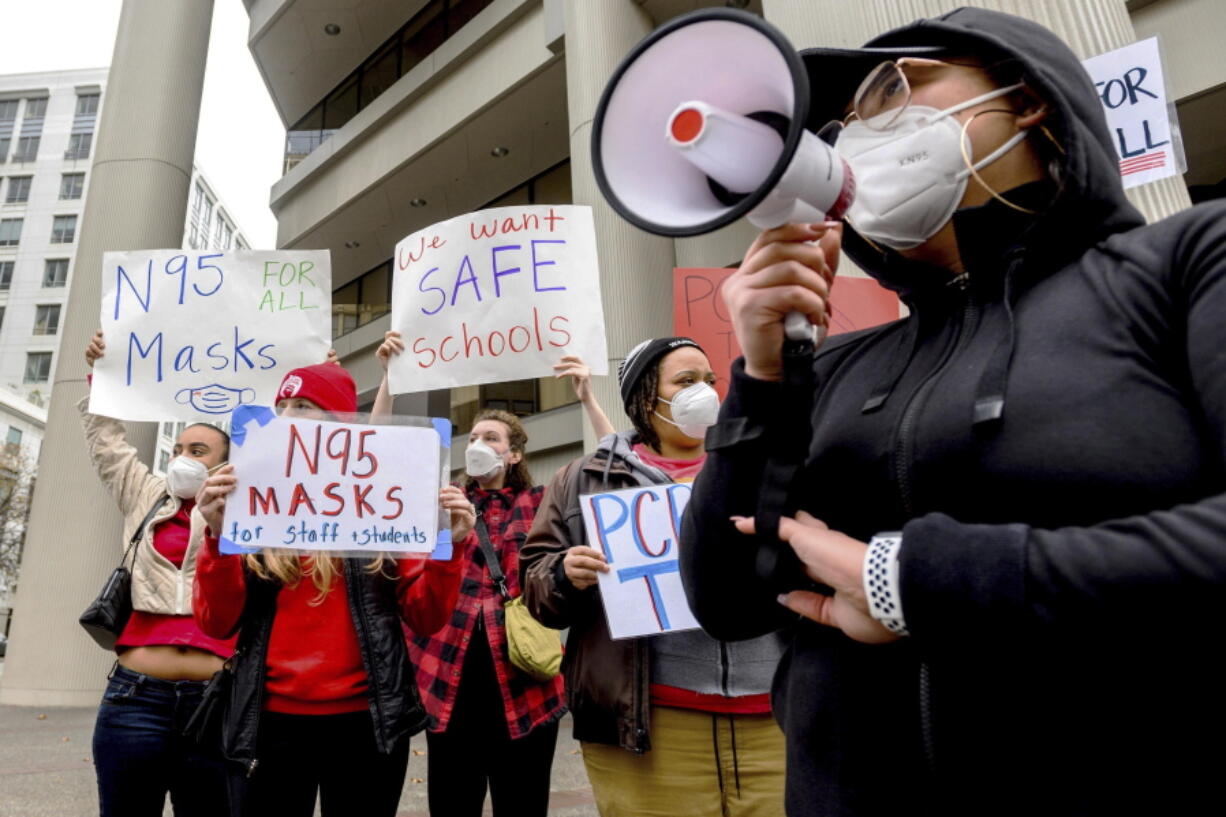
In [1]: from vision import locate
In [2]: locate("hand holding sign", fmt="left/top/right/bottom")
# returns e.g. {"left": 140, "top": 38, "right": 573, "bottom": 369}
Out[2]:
{"left": 581, "top": 483, "right": 700, "bottom": 638}
{"left": 388, "top": 205, "right": 607, "bottom": 393}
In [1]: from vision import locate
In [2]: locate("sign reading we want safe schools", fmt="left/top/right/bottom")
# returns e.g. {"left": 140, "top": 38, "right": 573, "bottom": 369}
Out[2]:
{"left": 91, "top": 250, "right": 332, "bottom": 422}
{"left": 387, "top": 205, "right": 608, "bottom": 394}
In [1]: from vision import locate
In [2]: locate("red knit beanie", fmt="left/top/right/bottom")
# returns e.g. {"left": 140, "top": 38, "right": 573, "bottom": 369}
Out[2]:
{"left": 277, "top": 363, "right": 357, "bottom": 413}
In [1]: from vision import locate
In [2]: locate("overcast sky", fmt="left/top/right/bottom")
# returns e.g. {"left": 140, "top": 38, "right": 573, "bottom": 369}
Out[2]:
{"left": 0, "top": 0, "right": 283, "bottom": 247}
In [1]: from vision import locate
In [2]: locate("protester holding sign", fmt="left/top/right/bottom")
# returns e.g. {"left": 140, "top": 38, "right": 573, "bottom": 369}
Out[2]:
{"left": 79, "top": 330, "right": 237, "bottom": 817}
{"left": 679, "top": 8, "right": 1226, "bottom": 817}
{"left": 520, "top": 337, "right": 788, "bottom": 817}
{"left": 191, "top": 363, "right": 468, "bottom": 817}
{"left": 371, "top": 331, "right": 610, "bottom": 817}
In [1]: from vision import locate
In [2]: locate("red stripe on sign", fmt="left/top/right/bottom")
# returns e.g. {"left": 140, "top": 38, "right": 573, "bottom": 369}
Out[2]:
{"left": 1120, "top": 151, "right": 1166, "bottom": 168}
{"left": 1121, "top": 163, "right": 1166, "bottom": 176}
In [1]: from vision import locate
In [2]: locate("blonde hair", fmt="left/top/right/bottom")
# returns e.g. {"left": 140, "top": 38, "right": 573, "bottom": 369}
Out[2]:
{"left": 245, "top": 550, "right": 392, "bottom": 604}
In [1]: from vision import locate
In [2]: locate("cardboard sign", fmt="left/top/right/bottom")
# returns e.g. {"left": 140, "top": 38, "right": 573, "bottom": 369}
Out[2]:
{"left": 674, "top": 269, "right": 901, "bottom": 398}
{"left": 218, "top": 406, "right": 449, "bottom": 556}
{"left": 388, "top": 205, "right": 608, "bottom": 393}
{"left": 1082, "top": 37, "right": 1186, "bottom": 188}
{"left": 582, "top": 483, "right": 700, "bottom": 639}
{"left": 91, "top": 250, "right": 332, "bottom": 422}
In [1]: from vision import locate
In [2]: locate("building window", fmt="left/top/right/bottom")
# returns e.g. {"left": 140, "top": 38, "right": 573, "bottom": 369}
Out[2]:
{"left": 216, "top": 218, "right": 232, "bottom": 250}
{"left": 0, "top": 99, "right": 17, "bottom": 163}
{"left": 12, "top": 135, "right": 38, "bottom": 162}
{"left": 50, "top": 215, "right": 76, "bottom": 243}
{"left": 23, "top": 352, "right": 51, "bottom": 383}
{"left": 43, "top": 258, "right": 68, "bottom": 287}
{"left": 0, "top": 306, "right": 5, "bottom": 329}
{"left": 4, "top": 176, "right": 31, "bottom": 203}
{"left": 284, "top": 0, "right": 495, "bottom": 172}
{"left": 59, "top": 173, "right": 84, "bottom": 200}
{"left": 23, "top": 98, "right": 46, "bottom": 119}
{"left": 75, "top": 93, "right": 99, "bottom": 116}
{"left": 65, "top": 132, "right": 91, "bottom": 161}
{"left": 0, "top": 218, "right": 21, "bottom": 246}
{"left": 332, "top": 260, "right": 392, "bottom": 338}
{"left": 192, "top": 183, "right": 206, "bottom": 216}
{"left": 33, "top": 304, "right": 60, "bottom": 335}
{"left": 0, "top": 261, "right": 12, "bottom": 289}
{"left": 6, "top": 427, "right": 21, "bottom": 447}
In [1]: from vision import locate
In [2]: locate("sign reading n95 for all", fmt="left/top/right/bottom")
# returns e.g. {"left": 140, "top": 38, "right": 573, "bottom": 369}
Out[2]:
{"left": 582, "top": 483, "right": 700, "bottom": 639}
{"left": 219, "top": 406, "right": 447, "bottom": 556}
{"left": 91, "top": 250, "right": 332, "bottom": 422}
{"left": 388, "top": 205, "right": 608, "bottom": 394}
{"left": 1082, "top": 37, "right": 1186, "bottom": 188}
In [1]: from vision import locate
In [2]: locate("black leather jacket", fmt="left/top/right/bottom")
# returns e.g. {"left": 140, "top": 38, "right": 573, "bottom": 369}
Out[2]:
{"left": 220, "top": 559, "right": 430, "bottom": 775}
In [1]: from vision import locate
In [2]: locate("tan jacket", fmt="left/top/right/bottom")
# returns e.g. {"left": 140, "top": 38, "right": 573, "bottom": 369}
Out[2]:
{"left": 78, "top": 396, "right": 206, "bottom": 615}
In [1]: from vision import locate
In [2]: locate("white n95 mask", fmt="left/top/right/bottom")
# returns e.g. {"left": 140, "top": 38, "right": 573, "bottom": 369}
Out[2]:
{"left": 656, "top": 382, "right": 720, "bottom": 440}
{"left": 836, "top": 83, "right": 1026, "bottom": 250}
{"left": 166, "top": 457, "right": 210, "bottom": 499}
{"left": 465, "top": 440, "right": 506, "bottom": 479}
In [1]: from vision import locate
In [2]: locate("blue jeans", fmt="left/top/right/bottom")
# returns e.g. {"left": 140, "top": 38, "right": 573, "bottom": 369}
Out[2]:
{"left": 93, "top": 664, "right": 236, "bottom": 817}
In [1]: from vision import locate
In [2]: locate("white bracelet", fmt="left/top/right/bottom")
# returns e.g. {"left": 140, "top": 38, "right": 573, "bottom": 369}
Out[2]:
{"left": 864, "top": 532, "right": 908, "bottom": 636}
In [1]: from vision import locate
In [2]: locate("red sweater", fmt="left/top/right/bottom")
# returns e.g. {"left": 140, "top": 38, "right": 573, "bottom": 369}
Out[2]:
{"left": 116, "top": 501, "right": 237, "bottom": 658}
{"left": 194, "top": 533, "right": 466, "bottom": 715}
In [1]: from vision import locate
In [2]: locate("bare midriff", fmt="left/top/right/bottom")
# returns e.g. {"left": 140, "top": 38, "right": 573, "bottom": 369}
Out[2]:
{"left": 117, "top": 645, "right": 225, "bottom": 681}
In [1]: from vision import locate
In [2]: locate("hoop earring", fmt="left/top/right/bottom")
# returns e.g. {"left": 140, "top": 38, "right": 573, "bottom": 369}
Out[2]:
{"left": 958, "top": 109, "right": 1038, "bottom": 215}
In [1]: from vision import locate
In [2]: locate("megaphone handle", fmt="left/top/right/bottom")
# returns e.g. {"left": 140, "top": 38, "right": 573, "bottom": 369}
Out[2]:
{"left": 784, "top": 310, "right": 825, "bottom": 345}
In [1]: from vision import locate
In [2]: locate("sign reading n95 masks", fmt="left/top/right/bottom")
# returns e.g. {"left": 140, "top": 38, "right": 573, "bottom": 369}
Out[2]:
{"left": 581, "top": 483, "right": 701, "bottom": 639}
{"left": 388, "top": 205, "right": 608, "bottom": 394}
{"left": 1082, "top": 37, "right": 1186, "bottom": 188}
{"left": 218, "top": 406, "right": 448, "bottom": 556}
{"left": 91, "top": 250, "right": 332, "bottom": 422}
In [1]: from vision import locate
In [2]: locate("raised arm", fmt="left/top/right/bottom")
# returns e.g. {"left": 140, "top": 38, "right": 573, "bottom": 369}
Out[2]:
{"left": 78, "top": 330, "right": 161, "bottom": 517}
{"left": 370, "top": 331, "right": 403, "bottom": 421}
{"left": 554, "top": 355, "right": 616, "bottom": 439}
{"left": 192, "top": 465, "right": 247, "bottom": 639}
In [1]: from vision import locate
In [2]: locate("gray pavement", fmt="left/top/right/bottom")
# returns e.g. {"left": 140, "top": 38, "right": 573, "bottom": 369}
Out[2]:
{"left": 0, "top": 670, "right": 596, "bottom": 817}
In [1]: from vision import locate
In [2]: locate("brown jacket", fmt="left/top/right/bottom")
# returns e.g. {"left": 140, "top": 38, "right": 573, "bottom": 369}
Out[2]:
{"left": 519, "top": 442, "right": 654, "bottom": 753}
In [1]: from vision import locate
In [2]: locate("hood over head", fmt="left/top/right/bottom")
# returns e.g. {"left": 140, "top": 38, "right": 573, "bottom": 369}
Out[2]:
{"left": 800, "top": 7, "right": 1145, "bottom": 294}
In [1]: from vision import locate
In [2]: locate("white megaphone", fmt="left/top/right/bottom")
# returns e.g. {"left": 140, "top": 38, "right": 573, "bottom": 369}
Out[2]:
{"left": 592, "top": 8, "right": 854, "bottom": 343}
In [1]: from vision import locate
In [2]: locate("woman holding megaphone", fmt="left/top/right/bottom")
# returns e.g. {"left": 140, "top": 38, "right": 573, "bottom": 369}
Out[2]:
{"left": 371, "top": 330, "right": 612, "bottom": 817}
{"left": 680, "top": 7, "right": 1226, "bottom": 817}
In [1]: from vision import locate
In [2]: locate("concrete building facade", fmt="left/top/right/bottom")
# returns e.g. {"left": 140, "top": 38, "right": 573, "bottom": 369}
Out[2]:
{"left": 1, "top": 0, "right": 1217, "bottom": 703}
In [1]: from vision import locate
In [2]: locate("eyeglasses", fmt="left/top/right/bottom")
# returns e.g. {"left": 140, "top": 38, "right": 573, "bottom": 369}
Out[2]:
{"left": 818, "top": 57, "right": 1001, "bottom": 144}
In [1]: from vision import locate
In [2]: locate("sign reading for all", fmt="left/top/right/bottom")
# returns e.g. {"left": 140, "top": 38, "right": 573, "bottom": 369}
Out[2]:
{"left": 219, "top": 406, "right": 447, "bottom": 556}
{"left": 388, "top": 205, "right": 608, "bottom": 394}
{"left": 582, "top": 483, "right": 700, "bottom": 639}
{"left": 1082, "top": 37, "right": 1186, "bottom": 188}
{"left": 91, "top": 250, "right": 332, "bottom": 422}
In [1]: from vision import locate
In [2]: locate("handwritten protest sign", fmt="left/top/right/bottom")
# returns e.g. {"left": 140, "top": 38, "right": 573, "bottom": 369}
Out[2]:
{"left": 1083, "top": 37, "right": 1186, "bottom": 188}
{"left": 582, "top": 483, "right": 700, "bottom": 639}
{"left": 674, "top": 268, "right": 901, "bottom": 398}
{"left": 388, "top": 205, "right": 608, "bottom": 393}
{"left": 91, "top": 250, "right": 331, "bottom": 422}
{"left": 218, "top": 406, "right": 449, "bottom": 556}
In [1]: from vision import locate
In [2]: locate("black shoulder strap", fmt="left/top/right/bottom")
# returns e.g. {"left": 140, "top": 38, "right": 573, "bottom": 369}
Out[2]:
{"left": 123, "top": 495, "right": 171, "bottom": 569}
{"left": 475, "top": 518, "right": 510, "bottom": 600}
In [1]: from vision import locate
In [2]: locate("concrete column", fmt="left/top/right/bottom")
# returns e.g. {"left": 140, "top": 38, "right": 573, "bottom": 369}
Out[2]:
{"left": 563, "top": 0, "right": 679, "bottom": 449}
{"left": 762, "top": 0, "right": 1191, "bottom": 223}
{"left": 0, "top": 0, "right": 214, "bottom": 706}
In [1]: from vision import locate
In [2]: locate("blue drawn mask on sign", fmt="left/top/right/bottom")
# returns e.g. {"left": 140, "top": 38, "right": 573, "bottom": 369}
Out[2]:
{"left": 175, "top": 384, "right": 257, "bottom": 415}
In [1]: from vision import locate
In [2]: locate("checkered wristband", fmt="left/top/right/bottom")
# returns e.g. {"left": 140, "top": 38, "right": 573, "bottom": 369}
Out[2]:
{"left": 864, "top": 532, "right": 908, "bottom": 636}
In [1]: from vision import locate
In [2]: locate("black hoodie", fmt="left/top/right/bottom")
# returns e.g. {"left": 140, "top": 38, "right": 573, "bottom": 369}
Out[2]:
{"left": 681, "top": 8, "right": 1226, "bottom": 816}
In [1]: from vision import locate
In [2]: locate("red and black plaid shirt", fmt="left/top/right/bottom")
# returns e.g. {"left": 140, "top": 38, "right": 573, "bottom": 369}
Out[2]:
{"left": 406, "top": 483, "right": 566, "bottom": 739}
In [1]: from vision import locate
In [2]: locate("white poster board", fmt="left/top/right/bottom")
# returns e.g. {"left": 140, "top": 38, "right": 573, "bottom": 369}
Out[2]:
{"left": 581, "top": 483, "right": 700, "bottom": 639}
{"left": 91, "top": 250, "right": 332, "bottom": 422}
{"left": 218, "top": 406, "right": 448, "bottom": 557}
{"left": 388, "top": 205, "right": 608, "bottom": 393}
{"left": 1082, "top": 37, "right": 1186, "bottom": 188}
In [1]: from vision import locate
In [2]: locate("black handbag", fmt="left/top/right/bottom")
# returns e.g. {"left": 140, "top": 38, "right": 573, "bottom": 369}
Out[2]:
{"left": 79, "top": 496, "right": 170, "bottom": 650}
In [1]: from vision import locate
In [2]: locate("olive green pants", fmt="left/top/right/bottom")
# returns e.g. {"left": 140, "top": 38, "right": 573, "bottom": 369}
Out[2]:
{"left": 582, "top": 706, "right": 786, "bottom": 817}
